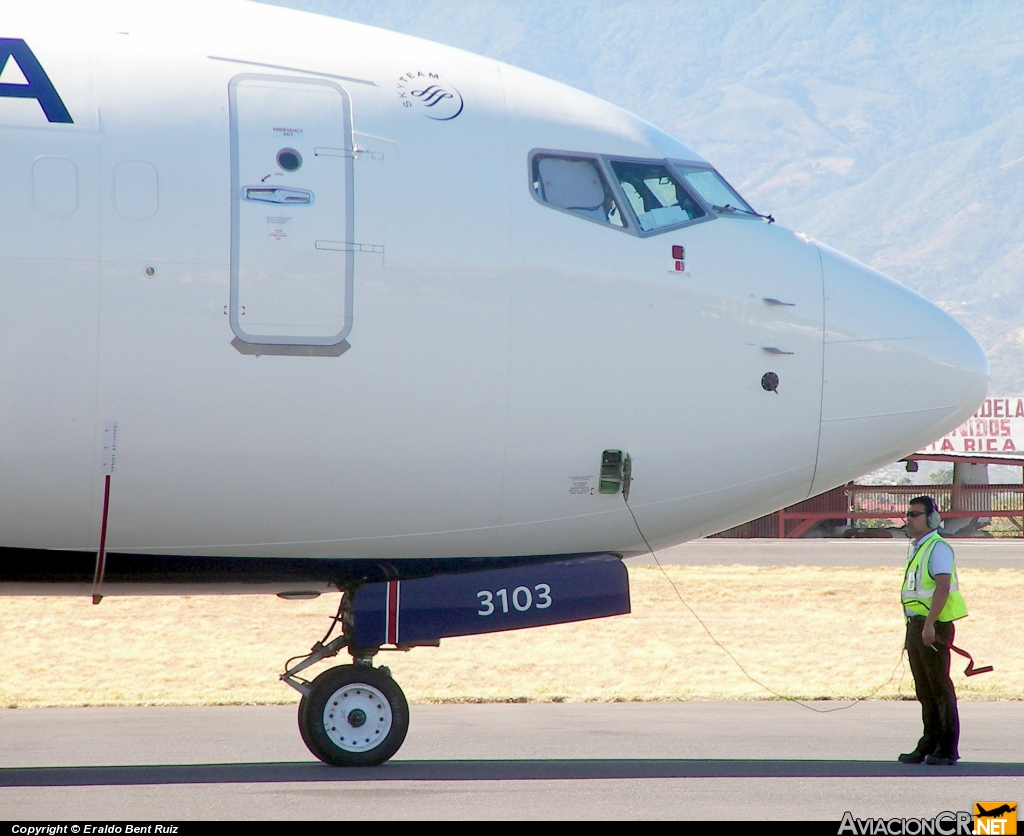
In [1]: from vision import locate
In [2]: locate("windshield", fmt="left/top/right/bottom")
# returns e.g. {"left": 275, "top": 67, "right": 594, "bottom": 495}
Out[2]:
{"left": 673, "top": 165, "right": 756, "bottom": 216}
{"left": 608, "top": 160, "right": 705, "bottom": 233}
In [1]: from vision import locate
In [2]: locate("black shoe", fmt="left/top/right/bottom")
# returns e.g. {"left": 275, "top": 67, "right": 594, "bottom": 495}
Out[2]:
{"left": 924, "top": 754, "right": 958, "bottom": 765}
{"left": 898, "top": 750, "right": 927, "bottom": 764}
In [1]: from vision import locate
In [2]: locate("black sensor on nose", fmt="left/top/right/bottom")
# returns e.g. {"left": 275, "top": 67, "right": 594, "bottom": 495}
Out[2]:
{"left": 761, "top": 372, "right": 779, "bottom": 393}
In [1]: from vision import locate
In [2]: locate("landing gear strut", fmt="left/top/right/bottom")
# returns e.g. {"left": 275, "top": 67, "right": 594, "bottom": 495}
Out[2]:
{"left": 282, "top": 595, "right": 409, "bottom": 766}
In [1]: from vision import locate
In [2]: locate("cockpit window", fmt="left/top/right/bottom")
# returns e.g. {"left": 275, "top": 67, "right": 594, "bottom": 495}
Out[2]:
{"left": 609, "top": 160, "right": 706, "bottom": 233}
{"left": 673, "top": 165, "right": 756, "bottom": 217}
{"left": 532, "top": 154, "right": 625, "bottom": 228}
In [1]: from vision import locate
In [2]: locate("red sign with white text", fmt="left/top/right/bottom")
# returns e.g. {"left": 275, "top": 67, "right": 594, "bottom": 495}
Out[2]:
{"left": 918, "top": 397, "right": 1024, "bottom": 456}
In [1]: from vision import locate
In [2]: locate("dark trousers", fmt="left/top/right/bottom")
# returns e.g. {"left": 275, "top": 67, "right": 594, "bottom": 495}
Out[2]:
{"left": 905, "top": 616, "right": 959, "bottom": 759}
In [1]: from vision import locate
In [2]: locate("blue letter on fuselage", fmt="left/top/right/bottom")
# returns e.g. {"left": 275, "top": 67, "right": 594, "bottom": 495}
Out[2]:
{"left": 0, "top": 39, "right": 72, "bottom": 123}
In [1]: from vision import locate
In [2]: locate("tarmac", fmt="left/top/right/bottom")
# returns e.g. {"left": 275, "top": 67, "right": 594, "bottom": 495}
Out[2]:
{"left": 1, "top": 702, "right": 1022, "bottom": 820}
{"left": 628, "top": 537, "right": 1024, "bottom": 568}
{"left": 3, "top": 538, "right": 1023, "bottom": 821}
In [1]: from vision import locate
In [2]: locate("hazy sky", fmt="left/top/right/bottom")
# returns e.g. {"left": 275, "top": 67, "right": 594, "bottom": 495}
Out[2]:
{"left": 263, "top": 1, "right": 1024, "bottom": 390}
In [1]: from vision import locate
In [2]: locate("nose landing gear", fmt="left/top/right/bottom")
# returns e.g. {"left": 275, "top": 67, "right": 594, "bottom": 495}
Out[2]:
{"left": 282, "top": 594, "right": 408, "bottom": 767}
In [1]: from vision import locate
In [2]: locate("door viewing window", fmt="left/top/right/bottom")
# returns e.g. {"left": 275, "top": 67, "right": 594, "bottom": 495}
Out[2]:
{"left": 229, "top": 75, "right": 354, "bottom": 346}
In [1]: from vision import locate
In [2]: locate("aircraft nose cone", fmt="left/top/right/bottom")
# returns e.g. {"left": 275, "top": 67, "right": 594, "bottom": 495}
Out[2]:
{"left": 811, "top": 243, "right": 989, "bottom": 494}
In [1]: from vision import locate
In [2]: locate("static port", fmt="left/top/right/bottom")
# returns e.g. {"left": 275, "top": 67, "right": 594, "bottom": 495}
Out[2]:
{"left": 277, "top": 148, "right": 302, "bottom": 172}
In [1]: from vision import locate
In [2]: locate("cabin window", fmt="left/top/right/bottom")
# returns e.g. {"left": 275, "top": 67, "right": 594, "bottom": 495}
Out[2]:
{"left": 32, "top": 156, "right": 78, "bottom": 216}
{"left": 113, "top": 160, "right": 159, "bottom": 219}
{"left": 531, "top": 154, "right": 625, "bottom": 228}
{"left": 608, "top": 160, "right": 705, "bottom": 233}
{"left": 673, "top": 164, "right": 756, "bottom": 217}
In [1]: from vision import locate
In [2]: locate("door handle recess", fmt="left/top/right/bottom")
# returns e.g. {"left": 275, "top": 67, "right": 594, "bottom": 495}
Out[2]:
{"left": 243, "top": 187, "right": 313, "bottom": 205}
{"left": 763, "top": 297, "right": 796, "bottom": 306}
{"left": 762, "top": 345, "right": 795, "bottom": 355}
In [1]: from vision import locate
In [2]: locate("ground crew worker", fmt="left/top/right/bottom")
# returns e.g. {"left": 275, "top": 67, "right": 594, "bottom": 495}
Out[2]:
{"left": 898, "top": 495, "right": 967, "bottom": 766}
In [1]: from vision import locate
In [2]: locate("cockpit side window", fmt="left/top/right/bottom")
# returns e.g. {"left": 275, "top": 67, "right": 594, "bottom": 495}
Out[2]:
{"left": 531, "top": 154, "right": 625, "bottom": 228}
{"left": 608, "top": 160, "right": 706, "bottom": 233}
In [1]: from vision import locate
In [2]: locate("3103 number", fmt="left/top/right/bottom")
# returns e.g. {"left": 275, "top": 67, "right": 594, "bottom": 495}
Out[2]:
{"left": 477, "top": 584, "right": 551, "bottom": 616}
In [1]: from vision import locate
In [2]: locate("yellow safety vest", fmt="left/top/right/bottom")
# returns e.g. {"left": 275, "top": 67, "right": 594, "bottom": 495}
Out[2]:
{"left": 901, "top": 530, "right": 968, "bottom": 621}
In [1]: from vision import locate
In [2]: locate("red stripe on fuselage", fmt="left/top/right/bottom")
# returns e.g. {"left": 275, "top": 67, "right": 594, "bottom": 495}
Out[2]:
{"left": 386, "top": 580, "right": 400, "bottom": 644}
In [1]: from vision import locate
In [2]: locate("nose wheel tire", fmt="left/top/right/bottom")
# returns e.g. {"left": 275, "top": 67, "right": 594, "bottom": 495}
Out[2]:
{"left": 298, "top": 664, "right": 409, "bottom": 766}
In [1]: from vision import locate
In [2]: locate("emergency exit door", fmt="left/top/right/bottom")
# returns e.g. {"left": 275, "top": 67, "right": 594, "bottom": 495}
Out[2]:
{"left": 229, "top": 75, "right": 354, "bottom": 347}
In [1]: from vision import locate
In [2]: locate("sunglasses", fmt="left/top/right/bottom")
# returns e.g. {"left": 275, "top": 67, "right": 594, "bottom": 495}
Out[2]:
{"left": 905, "top": 510, "right": 928, "bottom": 518}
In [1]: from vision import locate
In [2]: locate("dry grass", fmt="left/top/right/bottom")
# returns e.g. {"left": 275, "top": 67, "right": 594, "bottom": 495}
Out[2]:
{"left": 0, "top": 566, "right": 1020, "bottom": 708}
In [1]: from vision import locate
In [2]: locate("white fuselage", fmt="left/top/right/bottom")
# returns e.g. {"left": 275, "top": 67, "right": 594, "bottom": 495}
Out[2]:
{"left": 0, "top": 2, "right": 988, "bottom": 591}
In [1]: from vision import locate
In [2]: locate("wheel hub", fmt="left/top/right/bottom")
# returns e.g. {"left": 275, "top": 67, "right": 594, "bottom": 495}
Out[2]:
{"left": 323, "top": 684, "right": 393, "bottom": 752}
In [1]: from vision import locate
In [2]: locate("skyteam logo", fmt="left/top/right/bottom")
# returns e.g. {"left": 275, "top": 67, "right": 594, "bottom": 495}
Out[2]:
{"left": 0, "top": 39, "right": 72, "bottom": 123}
{"left": 396, "top": 71, "right": 463, "bottom": 121}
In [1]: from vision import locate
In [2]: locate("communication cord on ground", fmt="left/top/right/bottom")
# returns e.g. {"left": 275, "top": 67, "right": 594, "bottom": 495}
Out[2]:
{"left": 622, "top": 495, "right": 908, "bottom": 714}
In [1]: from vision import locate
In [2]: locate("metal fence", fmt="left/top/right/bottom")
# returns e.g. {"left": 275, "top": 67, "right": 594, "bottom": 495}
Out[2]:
{"left": 713, "top": 483, "right": 1024, "bottom": 538}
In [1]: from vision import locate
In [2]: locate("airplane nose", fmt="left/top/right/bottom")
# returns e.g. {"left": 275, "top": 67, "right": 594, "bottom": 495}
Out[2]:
{"left": 811, "top": 242, "right": 989, "bottom": 494}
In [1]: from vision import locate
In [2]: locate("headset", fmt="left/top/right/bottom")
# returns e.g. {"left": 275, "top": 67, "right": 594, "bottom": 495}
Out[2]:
{"left": 910, "top": 495, "right": 941, "bottom": 530}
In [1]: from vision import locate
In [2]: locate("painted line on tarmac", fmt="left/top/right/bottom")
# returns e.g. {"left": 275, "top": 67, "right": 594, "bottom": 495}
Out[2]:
{"left": 2, "top": 759, "right": 1023, "bottom": 787}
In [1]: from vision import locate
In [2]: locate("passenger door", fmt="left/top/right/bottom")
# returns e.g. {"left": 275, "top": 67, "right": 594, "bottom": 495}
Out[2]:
{"left": 229, "top": 75, "right": 354, "bottom": 348}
